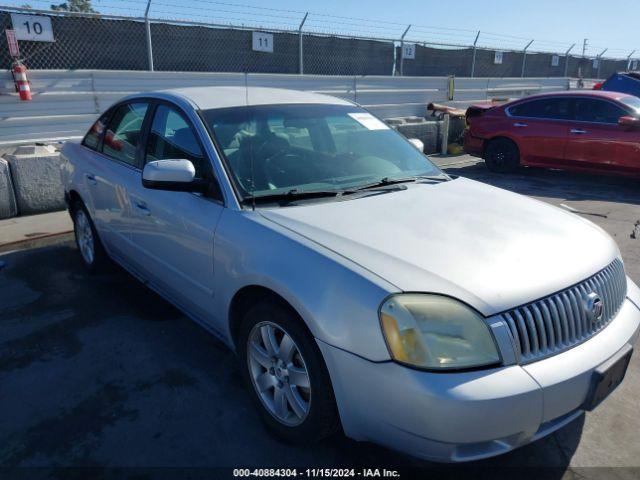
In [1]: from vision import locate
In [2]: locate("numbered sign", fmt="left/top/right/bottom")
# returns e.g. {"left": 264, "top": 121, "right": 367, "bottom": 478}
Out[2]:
{"left": 494, "top": 51, "right": 503, "bottom": 64}
{"left": 551, "top": 55, "right": 559, "bottom": 67}
{"left": 402, "top": 43, "right": 415, "bottom": 60}
{"left": 11, "top": 13, "right": 54, "bottom": 42}
{"left": 252, "top": 32, "right": 273, "bottom": 53}
{"left": 592, "top": 58, "right": 599, "bottom": 69}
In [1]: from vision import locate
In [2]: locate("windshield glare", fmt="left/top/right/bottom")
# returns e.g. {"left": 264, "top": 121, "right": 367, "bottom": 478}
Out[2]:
{"left": 620, "top": 96, "right": 640, "bottom": 115}
{"left": 202, "top": 104, "right": 442, "bottom": 199}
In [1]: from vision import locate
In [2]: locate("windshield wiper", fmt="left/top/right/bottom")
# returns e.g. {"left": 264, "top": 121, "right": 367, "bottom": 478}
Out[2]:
{"left": 350, "top": 174, "right": 448, "bottom": 192}
{"left": 242, "top": 188, "right": 343, "bottom": 205}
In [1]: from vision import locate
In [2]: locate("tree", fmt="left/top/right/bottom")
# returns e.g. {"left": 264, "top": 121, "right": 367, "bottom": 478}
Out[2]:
{"left": 50, "top": 0, "right": 97, "bottom": 13}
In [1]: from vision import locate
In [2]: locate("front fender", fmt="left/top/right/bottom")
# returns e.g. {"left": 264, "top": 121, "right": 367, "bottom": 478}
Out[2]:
{"left": 628, "top": 275, "right": 640, "bottom": 310}
{"left": 212, "top": 209, "right": 397, "bottom": 361}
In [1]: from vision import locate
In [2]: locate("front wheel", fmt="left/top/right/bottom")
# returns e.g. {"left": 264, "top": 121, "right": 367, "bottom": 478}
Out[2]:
{"left": 484, "top": 138, "right": 520, "bottom": 173}
{"left": 238, "top": 300, "right": 339, "bottom": 443}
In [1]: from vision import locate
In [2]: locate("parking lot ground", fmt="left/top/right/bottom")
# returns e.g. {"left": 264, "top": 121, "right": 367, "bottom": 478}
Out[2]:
{"left": 1, "top": 156, "right": 639, "bottom": 478}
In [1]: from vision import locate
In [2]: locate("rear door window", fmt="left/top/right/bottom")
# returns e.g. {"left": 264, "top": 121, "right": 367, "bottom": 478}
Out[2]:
{"left": 82, "top": 110, "right": 111, "bottom": 151}
{"left": 101, "top": 102, "right": 149, "bottom": 167}
{"left": 508, "top": 98, "right": 571, "bottom": 120}
{"left": 573, "top": 98, "right": 628, "bottom": 124}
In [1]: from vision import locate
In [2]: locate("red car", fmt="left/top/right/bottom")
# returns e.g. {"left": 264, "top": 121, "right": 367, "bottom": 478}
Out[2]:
{"left": 464, "top": 90, "right": 640, "bottom": 177}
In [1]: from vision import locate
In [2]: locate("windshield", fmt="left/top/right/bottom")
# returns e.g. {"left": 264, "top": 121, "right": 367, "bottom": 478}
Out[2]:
{"left": 201, "top": 104, "right": 442, "bottom": 199}
{"left": 620, "top": 96, "right": 640, "bottom": 115}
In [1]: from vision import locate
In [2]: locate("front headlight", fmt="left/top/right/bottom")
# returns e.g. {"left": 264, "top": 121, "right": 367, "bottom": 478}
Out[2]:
{"left": 379, "top": 294, "right": 500, "bottom": 370}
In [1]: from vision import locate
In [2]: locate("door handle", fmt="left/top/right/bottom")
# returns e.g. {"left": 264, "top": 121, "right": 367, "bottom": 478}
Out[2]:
{"left": 570, "top": 128, "right": 587, "bottom": 134}
{"left": 85, "top": 173, "right": 97, "bottom": 185}
{"left": 513, "top": 122, "right": 528, "bottom": 127}
{"left": 135, "top": 201, "right": 151, "bottom": 216}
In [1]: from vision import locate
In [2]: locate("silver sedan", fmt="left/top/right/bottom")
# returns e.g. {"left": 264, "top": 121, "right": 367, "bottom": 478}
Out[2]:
{"left": 61, "top": 87, "right": 640, "bottom": 462}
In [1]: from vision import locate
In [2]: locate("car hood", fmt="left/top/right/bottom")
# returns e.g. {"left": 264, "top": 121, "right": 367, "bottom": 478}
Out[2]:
{"left": 259, "top": 177, "right": 619, "bottom": 315}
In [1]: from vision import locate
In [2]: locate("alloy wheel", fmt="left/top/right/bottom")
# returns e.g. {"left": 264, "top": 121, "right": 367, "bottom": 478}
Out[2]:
{"left": 247, "top": 321, "right": 311, "bottom": 426}
{"left": 75, "top": 209, "right": 95, "bottom": 265}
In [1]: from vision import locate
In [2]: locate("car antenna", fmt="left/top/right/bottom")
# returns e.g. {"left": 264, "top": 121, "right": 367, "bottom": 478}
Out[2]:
{"left": 245, "top": 74, "right": 256, "bottom": 211}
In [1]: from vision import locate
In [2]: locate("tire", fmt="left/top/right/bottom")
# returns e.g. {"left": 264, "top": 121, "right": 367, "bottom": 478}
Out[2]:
{"left": 72, "top": 200, "right": 110, "bottom": 273}
{"left": 484, "top": 138, "right": 520, "bottom": 173}
{"left": 238, "top": 299, "right": 340, "bottom": 444}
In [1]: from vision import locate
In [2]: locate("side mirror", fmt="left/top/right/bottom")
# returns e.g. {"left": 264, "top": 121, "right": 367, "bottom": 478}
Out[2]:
{"left": 619, "top": 115, "right": 640, "bottom": 129}
{"left": 407, "top": 138, "right": 424, "bottom": 152}
{"left": 142, "top": 159, "right": 208, "bottom": 192}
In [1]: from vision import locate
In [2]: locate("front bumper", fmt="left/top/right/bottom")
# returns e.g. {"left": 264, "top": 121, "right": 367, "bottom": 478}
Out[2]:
{"left": 319, "top": 292, "right": 640, "bottom": 463}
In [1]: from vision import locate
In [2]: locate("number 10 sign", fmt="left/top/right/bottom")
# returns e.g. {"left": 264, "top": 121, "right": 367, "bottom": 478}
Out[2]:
{"left": 11, "top": 13, "right": 55, "bottom": 42}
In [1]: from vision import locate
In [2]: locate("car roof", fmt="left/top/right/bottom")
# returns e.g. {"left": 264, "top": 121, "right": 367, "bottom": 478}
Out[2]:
{"left": 153, "top": 86, "right": 353, "bottom": 110}
{"left": 512, "top": 89, "right": 634, "bottom": 103}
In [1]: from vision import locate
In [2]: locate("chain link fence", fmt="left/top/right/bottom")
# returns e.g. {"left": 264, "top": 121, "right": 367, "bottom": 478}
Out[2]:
{"left": 1, "top": 6, "right": 637, "bottom": 78}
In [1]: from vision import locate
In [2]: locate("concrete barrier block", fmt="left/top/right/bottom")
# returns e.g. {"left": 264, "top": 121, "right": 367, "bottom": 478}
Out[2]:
{"left": 0, "top": 157, "right": 18, "bottom": 219}
{"left": 5, "top": 145, "right": 66, "bottom": 216}
{"left": 394, "top": 120, "right": 440, "bottom": 154}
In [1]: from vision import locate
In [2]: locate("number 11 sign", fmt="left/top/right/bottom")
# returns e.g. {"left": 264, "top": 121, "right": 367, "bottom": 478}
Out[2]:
{"left": 252, "top": 31, "right": 274, "bottom": 53}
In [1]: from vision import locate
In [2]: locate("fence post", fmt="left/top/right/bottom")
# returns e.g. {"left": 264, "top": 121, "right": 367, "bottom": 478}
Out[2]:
{"left": 298, "top": 12, "right": 308, "bottom": 75}
{"left": 399, "top": 24, "right": 411, "bottom": 76}
{"left": 627, "top": 50, "right": 636, "bottom": 70}
{"left": 521, "top": 39, "right": 533, "bottom": 77}
{"left": 470, "top": 31, "right": 480, "bottom": 77}
{"left": 441, "top": 114, "right": 450, "bottom": 155}
{"left": 596, "top": 48, "right": 607, "bottom": 78}
{"left": 564, "top": 43, "right": 575, "bottom": 77}
{"left": 144, "top": 0, "right": 154, "bottom": 71}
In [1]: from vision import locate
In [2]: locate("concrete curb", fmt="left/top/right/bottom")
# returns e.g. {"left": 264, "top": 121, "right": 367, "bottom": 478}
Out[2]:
{"left": 0, "top": 157, "right": 18, "bottom": 219}
{"left": 0, "top": 231, "right": 74, "bottom": 254}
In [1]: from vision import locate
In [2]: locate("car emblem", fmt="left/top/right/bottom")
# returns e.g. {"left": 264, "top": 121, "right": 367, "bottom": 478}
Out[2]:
{"left": 584, "top": 292, "right": 604, "bottom": 324}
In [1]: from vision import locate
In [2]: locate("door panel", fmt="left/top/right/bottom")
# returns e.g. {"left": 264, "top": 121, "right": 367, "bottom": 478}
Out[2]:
{"left": 563, "top": 98, "right": 640, "bottom": 173}
{"left": 128, "top": 103, "right": 223, "bottom": 322}
{"left": 511, "top": 120, "right": 570, "bottom": 165}
{"left": 87, "top": 153, "right": 138, "bottom": 259}
{"left": 127, "top": 189, "right": 223, "bottom": 320}
{"left": 82, "top": 102, "right": 149, "bottom": 259}
{"left": 506, "top": 97, "right": 571, "bottom": 165}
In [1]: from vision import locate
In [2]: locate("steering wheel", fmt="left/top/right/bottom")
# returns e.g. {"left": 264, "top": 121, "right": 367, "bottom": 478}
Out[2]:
{"left": 264, "top": 149, "right": 306, "bottom": 188}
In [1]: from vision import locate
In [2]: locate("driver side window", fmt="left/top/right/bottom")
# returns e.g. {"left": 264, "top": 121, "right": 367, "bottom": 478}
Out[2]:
{"left": 146, "top": 104, "right": 206, "bottom": 178}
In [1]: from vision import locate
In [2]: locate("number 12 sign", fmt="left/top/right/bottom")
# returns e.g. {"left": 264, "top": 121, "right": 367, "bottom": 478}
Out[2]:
{"left": 252, "top": 32, "right": 273, "bottom": 53}
{"left": 10, "top": 13, "right": 55, "bottom": 42}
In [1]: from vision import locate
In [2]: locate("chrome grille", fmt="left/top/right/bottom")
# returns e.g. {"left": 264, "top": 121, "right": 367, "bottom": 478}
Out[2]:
{"left": 501, "top": 259, "right": 627, "bottom": 364}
